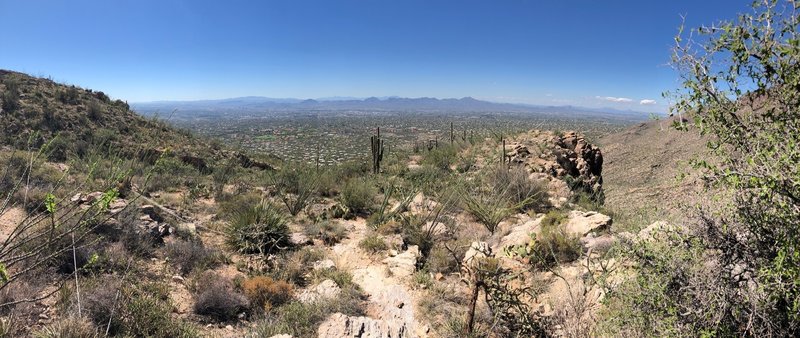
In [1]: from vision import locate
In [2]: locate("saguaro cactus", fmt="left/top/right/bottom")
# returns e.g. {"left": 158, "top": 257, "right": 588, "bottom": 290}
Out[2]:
{"left": 370, "top": 127, "right": 384, "bottom": 174}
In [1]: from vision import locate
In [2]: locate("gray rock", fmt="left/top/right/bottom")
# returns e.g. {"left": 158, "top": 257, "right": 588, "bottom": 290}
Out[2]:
{"left": 382, "top": 245, "right": 420, "bottom": 278}
{"left": 297, "top": 279, "right": 341, "bottom": 303}
{"left": 317, "top": 313, "right": 411, "bottom": 338}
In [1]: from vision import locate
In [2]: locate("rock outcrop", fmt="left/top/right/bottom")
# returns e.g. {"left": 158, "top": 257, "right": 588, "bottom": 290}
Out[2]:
{"left": 318, "top": 313, "right": 410, "bottom": 338}
{"left": 504, "top": 130, "right": 604, "bottom": 201}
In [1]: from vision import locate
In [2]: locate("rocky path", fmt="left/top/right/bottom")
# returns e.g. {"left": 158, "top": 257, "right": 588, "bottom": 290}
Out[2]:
{"left": 320, "top": 218, "right": 427, "bottom": 338}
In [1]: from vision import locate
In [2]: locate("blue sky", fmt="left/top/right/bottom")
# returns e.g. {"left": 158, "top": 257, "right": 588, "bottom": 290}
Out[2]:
{"left": 0, "top": 0, "right": 749, "bottom": 112}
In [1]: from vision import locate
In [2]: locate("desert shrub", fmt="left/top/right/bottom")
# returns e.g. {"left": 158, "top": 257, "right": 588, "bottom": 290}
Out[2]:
{"left": 340, "top": 178, "right": 376, "bottom": 214}
{"left": 242, "top": 276, "right": 294, "bottom": 312}
{"left": 268, "top": 247, "right": 325, "bottom": 286}
{"left": 226, "top": 202, "right": 291, "bottom": 255}
{"left": 462, "top": 190, "right": 514, "bottom": 235}
{"left": 455, "top": 154, "right": 476, "bottom": 173}
{"left": 528, "top": 224, "right": 582, "bottom": 270}
{"left": 269, "top": 162, "right": 319, "bottom": 215}
{"left": 305, "top": 220, "right": 347, "bottom": 245}
{"left": 250, "top": 286, "right": 364, "bottom": 337}
{"left": 491, "top": 165, "right": 549, "bottom": 211}
{"left": 87, "top": 100, "right": 104, "bottom": 121}
{"left": 412, "top": 271, "right": 434, "bottom": 289}
{"left": 402, "top": 165, "right": 452, "bottom": 195}
{"left": 165, "top": 239, "right": 224, "bottom": 274}
{"left": 422, "top": 145, "right": 457, "bottom": 171}
{"left": 146, "top": 156, "right": 199, "bottom": 193}
{"left": 425, "top": 243, "right": 465, "bottom": 274}
{"left": 1, "top": 87, "right": 20, "bottom": 113}
{"left": 358, "top": 234, "right": 387, "bottom": 254}
{"left": 315, "top": 167, "right": 339, "bottom": 197}
{"left": 57, "top": 86, "right": 80, "bottom": 104}
{"left": 119, "top": 224, "right": 158, "bottom": 258}
{"left": 193, "top": 277, "right": 249, "bottom": 321}
{"left": 83, "top": 278, "right": 121, "bottom": 334}
{"left": 32, "top": 317, "right": 98, "bottom": 338}
{"left": 126, "top": 286, "right": 199, "bottom": 336}
{"left": 45, "top": 136, "right": 69, "bottom": 162}
{"left": 309, "top": 267, "right": 355, "bottom": 289}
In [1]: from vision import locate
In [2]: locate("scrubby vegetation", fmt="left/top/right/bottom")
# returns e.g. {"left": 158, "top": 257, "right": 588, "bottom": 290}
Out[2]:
{"left": 4, "top": 4, "right": 796, "bottom": 333}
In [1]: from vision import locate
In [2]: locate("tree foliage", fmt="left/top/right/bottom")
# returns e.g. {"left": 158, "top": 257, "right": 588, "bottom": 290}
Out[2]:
{"left": 654, "top": 0, "right": 800, "bottom": 335}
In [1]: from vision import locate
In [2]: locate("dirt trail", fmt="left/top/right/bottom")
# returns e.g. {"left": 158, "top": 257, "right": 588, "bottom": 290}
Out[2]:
{"left": 329, "top": 218, "right": 427, "bottom": 337}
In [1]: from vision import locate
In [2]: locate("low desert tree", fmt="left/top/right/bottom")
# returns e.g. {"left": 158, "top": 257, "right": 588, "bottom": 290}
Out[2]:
{"left": 612, "top": 1, "right": 800, "bottom": 336}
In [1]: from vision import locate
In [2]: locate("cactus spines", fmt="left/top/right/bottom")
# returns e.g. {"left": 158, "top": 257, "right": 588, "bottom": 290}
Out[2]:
{"left": 370, "top": 127, "right": 384, "bottom": 174}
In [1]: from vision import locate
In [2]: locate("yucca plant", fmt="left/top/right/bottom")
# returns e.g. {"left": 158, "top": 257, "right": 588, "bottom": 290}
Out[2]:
{"left": 226, "top": 202, "right": 290, "bottom": 255}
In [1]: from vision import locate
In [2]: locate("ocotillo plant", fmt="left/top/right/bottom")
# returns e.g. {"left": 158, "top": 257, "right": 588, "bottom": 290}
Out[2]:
{"left": 370, "top": 127, "right": 384, "bottom": 174}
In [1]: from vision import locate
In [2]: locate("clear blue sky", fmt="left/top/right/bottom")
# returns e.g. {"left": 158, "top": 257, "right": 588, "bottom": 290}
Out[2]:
{"left": 0, "top": 0, "right": 749, "bottom": 112}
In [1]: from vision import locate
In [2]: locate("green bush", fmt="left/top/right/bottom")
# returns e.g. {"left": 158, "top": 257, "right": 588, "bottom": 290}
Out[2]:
{"left": 32, "top": 317, "right": 99, "bottom": 338}
{"left": 462, "top": 190, "right": 513, "bottom": 235}
{"left": 226, "top": 202, "right": 291, "bottom": 255}
{"left": 340, "top": 178, "right": 376, "bottom": 214}
{"left": 600, "top": 1, "right": 800, "bottom": 335}
{"left": 540, "top": 209, "right": 568, "bottom": 228}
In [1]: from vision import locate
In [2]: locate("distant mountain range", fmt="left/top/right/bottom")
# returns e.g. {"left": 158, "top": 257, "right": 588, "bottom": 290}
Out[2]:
{"left": 131, "top": 96, "right": 652, "bottom": 122}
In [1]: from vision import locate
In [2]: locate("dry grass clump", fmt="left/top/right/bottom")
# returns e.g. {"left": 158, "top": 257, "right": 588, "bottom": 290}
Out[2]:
{"left": 242, "top": 276, "right": 294, "bottom": 312}
{"left": 165, "top": 239, "right": 224, "bottom": 274}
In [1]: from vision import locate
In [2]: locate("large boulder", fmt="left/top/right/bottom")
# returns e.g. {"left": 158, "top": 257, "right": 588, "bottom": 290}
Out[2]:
{"left": 564, "top": 211, "right": 611, "bottom": 236}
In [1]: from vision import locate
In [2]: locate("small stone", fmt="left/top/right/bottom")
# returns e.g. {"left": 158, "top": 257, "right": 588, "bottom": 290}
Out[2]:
{"left": 312, "top": 259, "right": 335, "bottom": 271}
{"left": 225, "top": 325, "right": 233, "bottom": 331}
{"left": 434, "top": 272, "right": 444, "bottom": 281}
{"left": 172, "top": 275, "right": 185, "bottom": 283}
{"left": 38, "top": 313, "right": 49, "bottom": 319}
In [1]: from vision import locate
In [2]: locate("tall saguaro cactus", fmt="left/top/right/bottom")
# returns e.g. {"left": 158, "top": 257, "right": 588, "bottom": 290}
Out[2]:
{"left": 370, "top": 127, "right": 384, "bottom": 174}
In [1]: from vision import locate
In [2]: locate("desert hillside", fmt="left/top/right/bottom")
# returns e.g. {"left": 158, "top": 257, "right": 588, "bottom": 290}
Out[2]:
{"left": 0, "top": 71, "right": 648, "bottom": 337}
{"left": 597, "top": 116, "right": 709, "bottom": 231}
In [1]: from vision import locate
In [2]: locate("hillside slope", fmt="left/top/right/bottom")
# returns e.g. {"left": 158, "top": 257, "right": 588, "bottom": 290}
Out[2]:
{"left": 598, "top": 116, "right": 709, "bottom": 230}
{"left": 0, "top": 69, "right": 273, "bottom": 169}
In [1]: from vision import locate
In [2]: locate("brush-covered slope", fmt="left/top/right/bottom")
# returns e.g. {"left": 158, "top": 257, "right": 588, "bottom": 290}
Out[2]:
{"left": 0, "top": 70, "right": 276, "bottom": 171}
